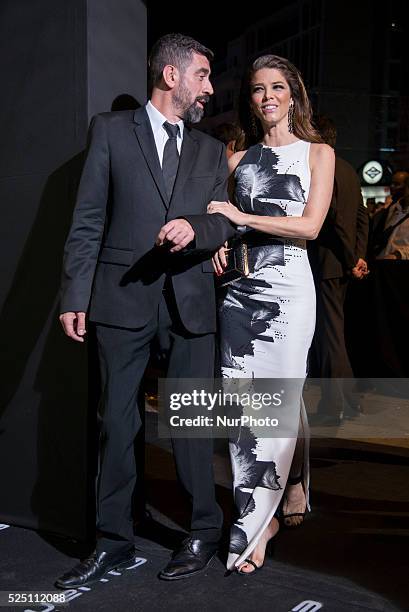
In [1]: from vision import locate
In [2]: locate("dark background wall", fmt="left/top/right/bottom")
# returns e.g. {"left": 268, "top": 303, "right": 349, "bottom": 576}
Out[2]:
{"left": 0, "top": 0, "right": 146, "bottom": 540}
{"left": 87, "top": 0, "right": 147, "bottom": 117}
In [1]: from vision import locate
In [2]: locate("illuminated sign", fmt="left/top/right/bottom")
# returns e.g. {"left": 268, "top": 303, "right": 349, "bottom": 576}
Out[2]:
{"left": 362, "top": 161, "right": 383, "bottom": 185}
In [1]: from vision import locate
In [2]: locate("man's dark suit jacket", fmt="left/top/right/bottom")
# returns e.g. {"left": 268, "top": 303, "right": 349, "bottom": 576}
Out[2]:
{"left": 60, "top": 107, "right": 235, "bottom": 333}
{"left": 309, "top": 157, "right": 369, "bottom": 279}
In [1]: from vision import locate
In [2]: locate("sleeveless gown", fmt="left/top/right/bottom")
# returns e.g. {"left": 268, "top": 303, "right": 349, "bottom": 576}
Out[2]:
{"left": 219, "top": 140, "right": 315, "bottom": 570}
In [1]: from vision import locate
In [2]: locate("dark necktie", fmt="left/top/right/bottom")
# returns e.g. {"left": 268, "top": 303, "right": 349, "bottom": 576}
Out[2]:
{"left": 162, "top": 121, "right": 180, "bottom": 201}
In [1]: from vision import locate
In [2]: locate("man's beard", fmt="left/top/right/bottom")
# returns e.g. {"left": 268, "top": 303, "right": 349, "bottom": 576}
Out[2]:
{"left": 173, "top": 80, "right": 209, "bottom": 123}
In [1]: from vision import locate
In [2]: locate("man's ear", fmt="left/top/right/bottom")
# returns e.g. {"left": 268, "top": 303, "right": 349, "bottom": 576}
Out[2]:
{"left": 162, "top": 64, "right": 179, "bottom": 89}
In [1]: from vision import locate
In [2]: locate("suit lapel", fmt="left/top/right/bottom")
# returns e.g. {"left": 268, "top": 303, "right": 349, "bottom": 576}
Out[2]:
{"left": 133, "top": 108, "right": 169, "bottom": 208}
{"left": 169, "top": 128, "right": 199, "bottom": 206}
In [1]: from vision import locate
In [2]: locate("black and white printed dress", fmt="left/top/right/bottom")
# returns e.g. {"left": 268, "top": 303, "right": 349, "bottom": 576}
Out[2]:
{"left": 219, "top": 140, "right": 315, "bottom": 570}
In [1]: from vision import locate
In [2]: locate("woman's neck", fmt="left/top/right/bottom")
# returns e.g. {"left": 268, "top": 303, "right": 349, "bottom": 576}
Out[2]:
{"left": 261, "top": 123, "right": 299, "bottom": 147}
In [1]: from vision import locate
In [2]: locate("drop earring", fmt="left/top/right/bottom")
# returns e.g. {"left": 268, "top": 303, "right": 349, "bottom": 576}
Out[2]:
{"left": 288, "top": 100, "right": 295, "bottom": 133}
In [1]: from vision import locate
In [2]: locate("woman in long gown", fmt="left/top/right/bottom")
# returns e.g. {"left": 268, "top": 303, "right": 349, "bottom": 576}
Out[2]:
{"left": 208, "top": 55, "right": 335, "bottom": 573}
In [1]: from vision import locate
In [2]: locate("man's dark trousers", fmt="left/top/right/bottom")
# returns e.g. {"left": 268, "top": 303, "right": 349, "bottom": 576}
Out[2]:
{"left": 94, "top": 280, "right": 222, "bottom": 553}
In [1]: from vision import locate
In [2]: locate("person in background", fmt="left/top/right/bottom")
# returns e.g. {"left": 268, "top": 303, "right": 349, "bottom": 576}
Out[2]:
{"left": 213, "top": 122, "right": 245, "bottom": 159}
{"left": 371, "top": 174, "right": 409, "bottom": 260}
{"left": 366, "top": 197, "right": 383, "bottom": 218}
{"left": 308, "top": 116, "right": 369, "bottom": 426}
{"left": 379, "top": 170, "right": 409, "bottom": 212}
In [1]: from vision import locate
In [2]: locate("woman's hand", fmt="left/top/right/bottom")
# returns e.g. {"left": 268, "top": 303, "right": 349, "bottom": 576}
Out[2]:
{"left": 212, "top": 241, "right": 229, "bottom": 275}
{"left": 207, "top": 200, "right": 248, "bottom": 225}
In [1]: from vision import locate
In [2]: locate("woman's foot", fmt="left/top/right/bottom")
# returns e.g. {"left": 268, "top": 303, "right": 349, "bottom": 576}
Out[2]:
{"left": 282, "top": 481, "right": 307, "bottom": 527}
{"left": 237, "top": 517, "right": 279, "bottom": 574}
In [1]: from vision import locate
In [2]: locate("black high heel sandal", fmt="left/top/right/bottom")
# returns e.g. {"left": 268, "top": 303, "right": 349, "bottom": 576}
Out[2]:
{"left": 235, "top": 538, "right": 275, "bottom": 576}
{"left": 281, "top": 474, "right": 307, "bottom": 528}
{"left": 236, "top": 558, "right": 261, "bottom": 575}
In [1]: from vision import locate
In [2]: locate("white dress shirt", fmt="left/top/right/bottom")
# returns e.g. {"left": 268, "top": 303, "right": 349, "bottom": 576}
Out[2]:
{"left": 378, "top": 199, "right": 409, "bottom": 259}
{"left": 145, "top": 100, "right": 184, "bottom": 167}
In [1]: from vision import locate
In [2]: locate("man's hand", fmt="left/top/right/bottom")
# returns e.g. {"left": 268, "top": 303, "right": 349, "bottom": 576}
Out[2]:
{"left": 351, "top": 257, "right": 369, "bottom": 279}
{"left": 155, "top": 219, "right": 195, "bottom": 253}
{"left": 59, "top": 312, "right": 87, "bottom": 342}
{"left": 212, "top": 242, "right": 229, "bottom": 275}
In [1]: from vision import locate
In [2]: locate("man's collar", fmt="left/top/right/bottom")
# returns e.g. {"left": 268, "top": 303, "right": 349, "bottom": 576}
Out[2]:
{"left": 145, "top": 100, "right": 184, "bottom": 137}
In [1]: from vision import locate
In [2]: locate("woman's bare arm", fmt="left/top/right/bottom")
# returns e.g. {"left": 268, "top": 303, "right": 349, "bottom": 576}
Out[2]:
{"left": 208, "top": 143, "right": 335, "bottom": 240}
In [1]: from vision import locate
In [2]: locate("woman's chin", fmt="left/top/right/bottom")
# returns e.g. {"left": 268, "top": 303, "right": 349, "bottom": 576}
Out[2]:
{"left": 259, "top": 116, "right": 279, "bottom": 129}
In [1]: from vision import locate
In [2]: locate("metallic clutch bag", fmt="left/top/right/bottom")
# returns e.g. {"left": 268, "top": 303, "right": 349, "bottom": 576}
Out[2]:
{"left": 216, "top": 238, "right": 249, "bottom": 287}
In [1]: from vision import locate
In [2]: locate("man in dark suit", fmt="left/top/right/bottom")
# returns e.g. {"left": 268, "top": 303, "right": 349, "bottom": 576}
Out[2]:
{"left": 309, "top": 117, "right": 369, "bottom": 425}
{"left": 55, "top": 34, "right": 236, "bottom": 587}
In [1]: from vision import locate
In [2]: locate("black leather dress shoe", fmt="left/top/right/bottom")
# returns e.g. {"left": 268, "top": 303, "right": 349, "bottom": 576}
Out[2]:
{"left": 55, "top": 546, "right": 136, "bottom": 589}
{"left": 158, "top": 537, "right": 218, "bottom": 581}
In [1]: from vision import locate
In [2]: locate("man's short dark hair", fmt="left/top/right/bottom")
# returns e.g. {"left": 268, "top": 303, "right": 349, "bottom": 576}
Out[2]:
{"left": 148, "top": 33, "right": 214, "bottom": 86}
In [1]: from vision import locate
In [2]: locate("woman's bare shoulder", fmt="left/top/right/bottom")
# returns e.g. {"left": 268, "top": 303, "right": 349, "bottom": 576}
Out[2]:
{"left": 309, "top": 142, "right": 334, "bottom": 159}
{"left": 309, "top": 142, "right": 335, "bottom": 170}
{"left": 228, "top": 150, "right": 248, "bottom": 175}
